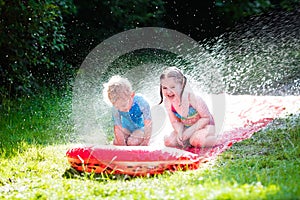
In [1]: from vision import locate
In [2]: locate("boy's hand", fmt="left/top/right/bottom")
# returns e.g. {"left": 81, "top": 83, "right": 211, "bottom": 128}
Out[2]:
{"left": 127, "top": 129, "right": 147, "bottom": 146}
{"left": 113, "top": 126, "right": 129, "bottom": 145}
{"left": 140, "top": 120, "right": 152, "bottom": 146}
{"left": 140, "top": 137, "right": 150, "bottom": 146}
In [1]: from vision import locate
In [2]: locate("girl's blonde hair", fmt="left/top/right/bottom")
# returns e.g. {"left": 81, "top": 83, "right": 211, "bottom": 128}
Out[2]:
{"left": 103, "top": 75, "right": 132, "bottom": 105}
{"left": 159, "top": 67, "right": 187, "bottom": 104}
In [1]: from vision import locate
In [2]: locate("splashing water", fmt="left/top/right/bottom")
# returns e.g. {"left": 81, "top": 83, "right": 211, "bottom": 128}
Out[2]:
{"left": 209, "top": 8, "right": 300, "bottom": 96}
{"left": 71, "top": 10, "right": 300, "bottom": 145}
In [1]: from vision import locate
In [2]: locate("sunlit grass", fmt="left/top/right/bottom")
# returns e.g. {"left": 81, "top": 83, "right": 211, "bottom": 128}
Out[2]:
{"left": 0, "top": 89, "right": 73, "bottom": 157}
{"left": 0, "top": 90, "right": 299, "bottom": 199}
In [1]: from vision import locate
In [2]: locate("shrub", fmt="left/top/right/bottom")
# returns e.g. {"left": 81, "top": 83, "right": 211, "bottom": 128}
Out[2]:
{"left": 0, "top": 0, "right": 76, "bottom": 98}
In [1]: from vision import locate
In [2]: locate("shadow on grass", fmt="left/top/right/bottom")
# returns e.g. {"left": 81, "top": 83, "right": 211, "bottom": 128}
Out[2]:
{"left": 62, "top": 167, "right": 174, "bottom": 182}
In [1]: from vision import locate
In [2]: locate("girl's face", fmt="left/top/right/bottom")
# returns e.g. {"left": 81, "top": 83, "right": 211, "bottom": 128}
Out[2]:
{"left": 111, "top": 92, "right": 134, "bottom": 112}
{"left": 161, "top": 77, "right": 182, "bottom": 104}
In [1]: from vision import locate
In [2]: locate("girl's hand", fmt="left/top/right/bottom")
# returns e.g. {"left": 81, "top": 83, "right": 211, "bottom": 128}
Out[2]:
{"left": 177, "top": 131, "right": 184, "bottom": 147}
{"left": 182, "top": 129, "right": 193, "bottom": 141}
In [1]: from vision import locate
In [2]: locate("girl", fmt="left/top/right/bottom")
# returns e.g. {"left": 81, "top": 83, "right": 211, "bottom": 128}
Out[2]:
{"left": 104, "top": 75, "right": 152, "bottom": 146}
{"left": 159, "top": 67, "right": 216, "bottom": 148}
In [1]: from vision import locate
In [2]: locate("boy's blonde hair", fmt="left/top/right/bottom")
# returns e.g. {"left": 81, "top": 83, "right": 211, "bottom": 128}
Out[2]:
{"left": 103, "top": 75, "right": 132, "bottom": 105}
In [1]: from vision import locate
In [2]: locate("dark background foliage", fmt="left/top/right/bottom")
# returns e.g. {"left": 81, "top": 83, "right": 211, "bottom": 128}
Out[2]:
{"left": 0, "top": 0, "right": 299, "bottom": 98}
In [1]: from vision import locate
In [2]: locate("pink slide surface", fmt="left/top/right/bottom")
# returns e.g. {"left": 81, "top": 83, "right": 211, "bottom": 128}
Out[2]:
{"left": 66, "top": 95, "right": 300, "bottom": 176}
{"left": 186, "top": 95, "right": 300, "bottom": 158}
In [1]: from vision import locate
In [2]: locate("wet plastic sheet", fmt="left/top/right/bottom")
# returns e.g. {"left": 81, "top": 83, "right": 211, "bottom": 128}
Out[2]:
{"left": 66, "top": 145, "right": 201, "bottom": 176}
{"left": 186, "top": 95, "right": 300, "bottom": 159}
{"left": 66, "top": 95, "right": 300, "bottom": 176}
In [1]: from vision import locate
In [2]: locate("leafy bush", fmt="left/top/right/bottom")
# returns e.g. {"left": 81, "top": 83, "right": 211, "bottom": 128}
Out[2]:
{"left": 64, "top": 0, "right": 166, "bottom": 70}
{"left": 0, "top": 0, "right": 76, "bottom": 98}
{"left": 215, "top": 0, "right": 300, "bottom": 26}
{"left": 104, "top": 0, "right": 166, "bottom": 30}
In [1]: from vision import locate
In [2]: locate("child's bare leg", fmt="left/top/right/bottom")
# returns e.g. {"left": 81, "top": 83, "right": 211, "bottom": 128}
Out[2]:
{"left": 189, "top": 130, "right": 206, "bottom": 147}
{"left": 127, "top": 129, "right": 144, "bottom": 146}
{"left": 164, "top": 131, "right": 180, "bottom": 147}
{"left": 203, "top": 125, "right": 217, "bottom": 147}
{"left": 190, "top": 125, "right": 217, "bottom": 147}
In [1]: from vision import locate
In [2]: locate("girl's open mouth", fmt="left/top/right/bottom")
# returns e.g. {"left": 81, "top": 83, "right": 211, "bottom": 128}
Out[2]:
{"left": 167, "top": 94, "right": 176, "bottom": 101}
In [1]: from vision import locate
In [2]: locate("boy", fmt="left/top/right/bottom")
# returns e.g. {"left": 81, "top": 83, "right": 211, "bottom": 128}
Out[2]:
{"left": 104, "top": 75, "right": 152, "bottom": 146}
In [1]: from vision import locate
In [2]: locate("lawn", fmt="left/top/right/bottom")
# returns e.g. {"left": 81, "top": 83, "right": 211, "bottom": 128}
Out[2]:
{"left": 0, "top": 90, "right": 299, "bottom": 200}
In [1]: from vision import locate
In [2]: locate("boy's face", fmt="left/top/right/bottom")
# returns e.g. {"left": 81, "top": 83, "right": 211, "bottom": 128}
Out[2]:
{"left": 111, "top": 92, "right": 134, "bottom": 112}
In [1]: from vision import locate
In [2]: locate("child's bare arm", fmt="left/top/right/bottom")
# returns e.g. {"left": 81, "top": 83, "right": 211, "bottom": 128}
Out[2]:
{"left": 182, "top": 95, "right": 211, "bottom": 139}
{"left": 165, "top": 101, "right": 184, "bottom": 133}
{"left": 140, "top": 120, "right": 152, "bottom": 145}
{"left": 164, "top": 101, "right": 185, "bottom": 146}
{"left": 113, "top": 125, "right": 129, "bottom": 145}
{"left": 168, "top": 111, "right": 185, "bottom": 145}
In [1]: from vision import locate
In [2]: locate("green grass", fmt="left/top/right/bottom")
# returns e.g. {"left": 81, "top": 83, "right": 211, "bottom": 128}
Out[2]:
{"left": 0, "top": 89, "right": 73, "bottom": 158}
{"left": 0, "top": 90, "right": 299, "bottom": 199}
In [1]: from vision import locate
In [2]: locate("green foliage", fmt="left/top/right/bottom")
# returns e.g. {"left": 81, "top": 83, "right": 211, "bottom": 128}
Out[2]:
{"left": 279, "top": 0, "right": 300, "bottom": 10}
{"left": 64, "top": 0, "right": 166, "bottom": 71}
{"left": 215, "top": 0, "right": 300, "bottom": 25}
{"left": 216, "top": 0, "right": 273, "bottom": 20}
{"left": 1, "top": 0, "right": 298, "bottom": 99}
{"left": 0, "top": 0, "right": 76, "bottom": 98}
{"left": 104, "top": 0, "right": 165, "bottom": 30}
